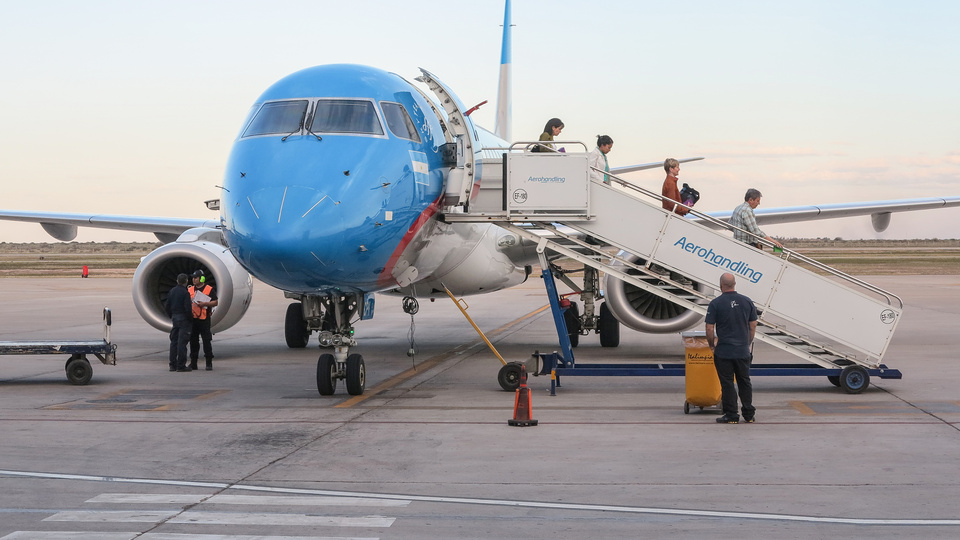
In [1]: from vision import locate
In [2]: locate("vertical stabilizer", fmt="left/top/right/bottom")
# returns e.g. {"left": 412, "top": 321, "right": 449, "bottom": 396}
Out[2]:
{"left": 494, "top": 0, "right": 512, "bottom": 142}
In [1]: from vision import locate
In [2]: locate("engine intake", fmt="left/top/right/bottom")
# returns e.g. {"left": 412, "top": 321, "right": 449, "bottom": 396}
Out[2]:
{"left": 132, "top": 229, "right": 253, "bottom": 333}
{"left": 604, "top": 254, "right": 705, "bottom": 334}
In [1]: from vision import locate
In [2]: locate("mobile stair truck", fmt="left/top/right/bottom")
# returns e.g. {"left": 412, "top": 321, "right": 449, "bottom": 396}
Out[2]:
{"left": 442, "top": 141, "right": 902, "bottom": 395}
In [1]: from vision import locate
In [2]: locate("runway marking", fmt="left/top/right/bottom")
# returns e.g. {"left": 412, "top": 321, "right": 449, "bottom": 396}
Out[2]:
{"left": 44, "top": 510, "right": 395, "bottom": 527}
{"left": 3, "top": 533, "right": 377, "bottom": 540}
{"left": 792, "top": 400, "right": 960, "bottom": 415}
{"left": 45, "top": 388, "right": 228, "bottom": 411}
{"left": 87, "top": 493, "right": 409, "bottom": 506}
{"left": 335, "top": 303, "right": 551, "bottom": 408}
{"left": 4, "top": 468, "right": 960, "bottom": 526}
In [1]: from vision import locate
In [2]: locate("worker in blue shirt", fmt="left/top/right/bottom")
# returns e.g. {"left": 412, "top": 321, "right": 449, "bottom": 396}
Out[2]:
{"left": 705, "top": 272, "right": 758, "bottom": 423}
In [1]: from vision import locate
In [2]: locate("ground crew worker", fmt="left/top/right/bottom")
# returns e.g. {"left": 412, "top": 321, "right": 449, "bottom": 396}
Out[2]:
{"left": 705, "top": 273, "right": 758, "bottom": 424}
{"left": 188, "top": 269, "right": 218, "bottom": 370}
{"left": 165, "top": 273, "right": 192, "bottom": 372}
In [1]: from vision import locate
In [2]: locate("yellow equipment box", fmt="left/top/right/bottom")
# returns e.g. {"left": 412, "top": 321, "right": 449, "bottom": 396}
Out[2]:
{"left": 681, "top": 331, "right": 721, "bottom": 413}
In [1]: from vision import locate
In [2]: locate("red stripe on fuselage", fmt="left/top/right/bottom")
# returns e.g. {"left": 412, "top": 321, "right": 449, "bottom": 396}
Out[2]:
{"left": 376, "top": 195, "right": 443, "bottom": 288}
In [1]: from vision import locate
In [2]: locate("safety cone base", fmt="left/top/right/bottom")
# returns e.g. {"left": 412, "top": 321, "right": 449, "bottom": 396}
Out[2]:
{"left": 507, "top": 418, "right": 538, "bottom": 427}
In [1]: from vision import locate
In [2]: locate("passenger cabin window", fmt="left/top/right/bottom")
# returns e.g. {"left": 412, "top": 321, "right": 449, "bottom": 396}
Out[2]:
{"left": 243, "top": 100, "right": 308, "bottom": 137}
{"left": 310, "top": 99, "right": 384, "bottom": 135}
{"left": 381, "top": 102, "right": 421, "bottom": 142}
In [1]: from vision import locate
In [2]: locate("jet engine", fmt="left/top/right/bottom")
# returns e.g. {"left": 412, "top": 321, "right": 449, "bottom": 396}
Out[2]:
{"left": 132, "top": 228, "right": 254, "bottom": 333}
{"left": 603, "top": 254, "right": 705, "bottom": 334}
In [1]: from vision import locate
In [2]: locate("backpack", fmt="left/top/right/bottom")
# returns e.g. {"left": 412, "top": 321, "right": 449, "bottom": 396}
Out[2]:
{"left": 680, "top": 183, "right": 700, "bottom": 207}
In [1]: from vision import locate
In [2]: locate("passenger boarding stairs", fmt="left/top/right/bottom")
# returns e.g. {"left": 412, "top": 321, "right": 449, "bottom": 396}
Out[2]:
{"left": 442, "top": 144, "right": 904, "bottom": 373}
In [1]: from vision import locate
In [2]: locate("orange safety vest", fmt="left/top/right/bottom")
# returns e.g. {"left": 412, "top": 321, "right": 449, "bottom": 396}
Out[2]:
{"left": 188, "top": 284, "right": 214, "bottom": 320}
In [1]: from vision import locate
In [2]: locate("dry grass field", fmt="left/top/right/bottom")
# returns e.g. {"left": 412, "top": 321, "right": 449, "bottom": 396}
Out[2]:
{"left": 0, "top": 239, "right": 958, "bottom": 278}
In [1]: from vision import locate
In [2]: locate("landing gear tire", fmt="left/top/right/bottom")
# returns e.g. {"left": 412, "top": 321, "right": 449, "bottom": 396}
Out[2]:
{"left": 683, "top": 401, "right": 690, "bottom": 414}
{"left": 563, "top": 302, "right": 580, "bottom": 348}
{"left": 284, "top": 302, "right": 309, "bottom": 348}
{"left": 839, "top": 366, "right": 870, "bottom": 394}
{"left": 598, "top": 302, "right": 620, "bottom": 348}
{"left": 65, "top": 354, "right": 92, "bottom": 385}
{"left": 346, "top": 354, "right": 365, "bottom": 396}
{"left": 498, "top": 362, "right": 523, "bottom": 391}
{"left": 827, "top": 375, "right": 841, "bottom": 387}
{"left": 317, "top": 353, "right": 337, "bottom": 395}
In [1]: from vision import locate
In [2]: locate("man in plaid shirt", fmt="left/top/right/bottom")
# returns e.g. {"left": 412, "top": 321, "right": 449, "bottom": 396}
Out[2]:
{"left": 730, "top": 188, "right": 784, "bottom": 249}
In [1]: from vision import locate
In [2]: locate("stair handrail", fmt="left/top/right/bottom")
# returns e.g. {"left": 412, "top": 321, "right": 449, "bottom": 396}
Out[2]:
{"left": 508, "top": 140, "right": 590, "bottom": 154}
{"left": 590, "top": 165, "right": 903, "bottom": 309}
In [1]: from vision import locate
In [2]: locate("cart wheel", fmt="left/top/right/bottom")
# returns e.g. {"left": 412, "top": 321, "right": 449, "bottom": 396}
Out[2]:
{"left": 839, "top": 366, "right": 870, "bottom": 394}
{"left": 827, "top": 375, "right": 841, "bottom": 387}
{"left": 65, "top": 355, "right": 93, "bottom": 385}
{"left": 498, "top": 362, "right": 523, "bottom": 391}
{"left": 683, "top": 401, "right": 690, "bottom": 414}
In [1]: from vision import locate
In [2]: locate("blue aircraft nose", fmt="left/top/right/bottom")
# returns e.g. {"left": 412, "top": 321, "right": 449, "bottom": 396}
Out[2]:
{"left": 221, "top": 135, "right": 419, "bottom": 293}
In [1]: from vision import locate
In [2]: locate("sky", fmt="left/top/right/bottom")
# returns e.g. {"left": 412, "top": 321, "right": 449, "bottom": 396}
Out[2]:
{"left": 1, "top": 0, "right": 959, "bottom": 242}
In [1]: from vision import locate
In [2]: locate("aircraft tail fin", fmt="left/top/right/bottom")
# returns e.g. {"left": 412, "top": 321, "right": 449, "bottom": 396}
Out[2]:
{"left": 494, "top": 0, "right": 512, "bottom": 141}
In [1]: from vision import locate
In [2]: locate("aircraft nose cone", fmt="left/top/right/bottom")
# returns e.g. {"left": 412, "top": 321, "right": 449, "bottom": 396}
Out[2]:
{"left": 226, "top": 185, "right": 347, "bottom": 289}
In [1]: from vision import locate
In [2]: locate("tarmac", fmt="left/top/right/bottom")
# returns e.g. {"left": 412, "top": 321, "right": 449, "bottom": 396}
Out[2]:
{"left": 0, "top": 274, "right": 959, "bottom": 539}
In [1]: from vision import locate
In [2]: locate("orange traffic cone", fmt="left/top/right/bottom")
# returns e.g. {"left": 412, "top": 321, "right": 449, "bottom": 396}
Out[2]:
{"left": 508, "top": 364, "right": 538, "bottom": 427}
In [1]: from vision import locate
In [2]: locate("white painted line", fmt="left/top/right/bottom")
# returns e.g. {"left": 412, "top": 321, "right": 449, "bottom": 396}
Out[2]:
{"left": 2, "top": 533, "right": 378, "bottom": 540}
{"left": 141, "top": 534, "right": 377, "bottom": 540}
{"left": 44, "top": 510, "right": 175, "bottom": 523}
{"left": 169, "top": 511, "right": 395, "bottom": 527}
{"left": 1, "top": 533, "right": 140, "bottom": 540}
{"left": 43, "top": 510, "right": 394, "bottom": 527}
{"left": 86, "top": 493, "right": 409, "bottom": 507}
{"left": 141, "top": 535, "right": 378, "bottom": 540}
{"left": 5, "top": 468, "right": 960, "bottom": 526}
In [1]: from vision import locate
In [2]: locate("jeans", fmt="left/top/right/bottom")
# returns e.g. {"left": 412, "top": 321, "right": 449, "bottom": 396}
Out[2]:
{"left": 190, "top": 317, "right": 214, "bottom": 363}
{"left": 169, "top": 314, "right": 192, "bottom": 370}
{"left": 714, "top": 354, "right": 755, "bottom": 419}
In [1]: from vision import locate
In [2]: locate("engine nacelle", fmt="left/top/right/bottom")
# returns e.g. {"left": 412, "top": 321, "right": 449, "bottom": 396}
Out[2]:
{"left": 604, "top": 254, "right": 705, "bottom": 334}
{"left": 132, "top": 228, "right": 254, "bottom": 333}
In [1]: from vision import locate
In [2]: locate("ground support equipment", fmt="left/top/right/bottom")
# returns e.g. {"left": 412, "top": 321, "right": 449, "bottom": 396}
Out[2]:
{"left": 537, "top": 265, "right": 900, "bottom": 394}
{"left": 0, "top": 308, "right": 117, "bottom": 385}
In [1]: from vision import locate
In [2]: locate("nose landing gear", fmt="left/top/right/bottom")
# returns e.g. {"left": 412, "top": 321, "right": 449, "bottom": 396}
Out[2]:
{"left": 287, "top": 292, "right": 367, "bottom": 396}
{"left": 316, "top": 350, "right": 366, "bottom": 396}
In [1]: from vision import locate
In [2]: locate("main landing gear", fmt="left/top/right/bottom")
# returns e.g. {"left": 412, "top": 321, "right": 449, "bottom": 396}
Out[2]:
{"left": 553, "top": 265, "right": 620, "bottom": 348}
{"left": 284, "top": 293, "right": 366, "bottom": 396}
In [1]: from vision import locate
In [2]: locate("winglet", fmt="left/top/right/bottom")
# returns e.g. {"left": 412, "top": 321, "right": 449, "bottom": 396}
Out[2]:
{"left": 494, "top": 0, "right": 512, "bottom": 142}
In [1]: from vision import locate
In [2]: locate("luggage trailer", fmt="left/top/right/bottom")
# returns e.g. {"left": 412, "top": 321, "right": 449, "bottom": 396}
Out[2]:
{"left": 0, "top": 308, "right": 117, "bottom": 385}
{"left": 512, "top": 267, "right": 902, "bottom": 396}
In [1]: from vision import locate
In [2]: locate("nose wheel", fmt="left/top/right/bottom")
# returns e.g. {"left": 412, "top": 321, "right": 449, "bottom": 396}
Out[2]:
{"left": 316, "top": 352, "right": 366, "bottom": 396}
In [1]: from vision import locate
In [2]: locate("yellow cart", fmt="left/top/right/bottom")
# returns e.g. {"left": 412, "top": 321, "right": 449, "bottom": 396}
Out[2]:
{"left": 681, "top": 331, "right": 721, "bottom": 413}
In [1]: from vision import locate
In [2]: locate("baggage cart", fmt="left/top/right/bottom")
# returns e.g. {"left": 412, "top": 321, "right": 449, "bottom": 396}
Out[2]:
{"left": 0, "top": 308, "right": 116, "bottom": 385}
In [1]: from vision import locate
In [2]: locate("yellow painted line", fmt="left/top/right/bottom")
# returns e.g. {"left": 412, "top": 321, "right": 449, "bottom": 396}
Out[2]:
{"left": 336, "top": 303, "right": 551, "bottom": 408}
{"left": 789, "top": 400, "right": 817, "bottom": 416}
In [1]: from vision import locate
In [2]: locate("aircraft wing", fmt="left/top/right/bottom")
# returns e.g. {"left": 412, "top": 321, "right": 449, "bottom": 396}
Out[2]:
{"left": 0, "top": 210, "right": 217, "bottom": 243}
{"left": 696, "top": 197, "right": 960, "bottom": 232}
{"left": 611, "top": 156, "right": 704, "bottom": 175}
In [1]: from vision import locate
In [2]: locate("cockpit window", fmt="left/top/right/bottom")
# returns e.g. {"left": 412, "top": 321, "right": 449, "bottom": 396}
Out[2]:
{"left": 310, "top": 99, "right": 384, "bottom": 135}
{"left": 242, "top": 100, "right": 308, "bottom": 137}
{"left": 381, "top": 102, "right": 421, "bottom": 143}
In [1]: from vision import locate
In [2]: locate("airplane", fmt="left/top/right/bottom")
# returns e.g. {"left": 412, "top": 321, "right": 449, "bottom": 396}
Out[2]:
{"left": 2, "top": 0, "right": 959, "bottom": 396}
